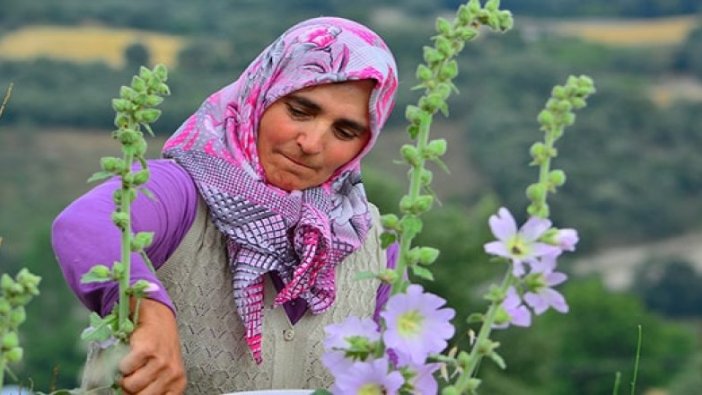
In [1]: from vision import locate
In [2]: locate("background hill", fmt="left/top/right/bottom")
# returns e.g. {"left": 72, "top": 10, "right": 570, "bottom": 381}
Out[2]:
{"left": 2, "top": 0, "right": 702, "bottom": 393}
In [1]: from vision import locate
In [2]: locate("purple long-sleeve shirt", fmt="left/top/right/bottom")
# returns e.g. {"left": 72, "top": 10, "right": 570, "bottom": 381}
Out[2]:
{"left": 52, "top": 159, "right": 395, "bottom": 323}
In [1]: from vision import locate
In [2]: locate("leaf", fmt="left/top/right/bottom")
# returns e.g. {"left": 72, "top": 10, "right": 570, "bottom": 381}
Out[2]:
{"left": 488, "top": 350, "right": 507, "bottom": 370}
{"left": 380, "top": 232, "right": 396, "bottom": 249}
{"left": 411, "top": 265, "right": 435, "bottom": 281}
{"left": 87, "top": 171, "right": 113, "bottom": 184}
{"left": 142, "top": 123, "right": 155, "bottom": 137}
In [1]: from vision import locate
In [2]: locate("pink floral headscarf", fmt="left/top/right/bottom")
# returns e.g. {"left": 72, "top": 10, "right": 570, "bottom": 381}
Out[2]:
{"left": 162, "top": 17, "right": 398, "bottom": 363}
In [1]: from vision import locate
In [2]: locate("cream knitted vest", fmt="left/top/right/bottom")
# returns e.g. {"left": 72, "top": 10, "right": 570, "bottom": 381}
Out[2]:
{"left": 157, "top": 199, "right": 385, "bottom": 394}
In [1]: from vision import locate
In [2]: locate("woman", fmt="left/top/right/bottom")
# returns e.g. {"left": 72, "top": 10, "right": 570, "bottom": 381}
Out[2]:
{"left": 52, "top": 16, "right": 398, "bottom": 394}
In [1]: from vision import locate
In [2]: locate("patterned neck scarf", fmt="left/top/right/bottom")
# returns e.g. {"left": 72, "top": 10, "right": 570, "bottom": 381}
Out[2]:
{"left": 162, "top": 17, "right": 398, "bottom": 363}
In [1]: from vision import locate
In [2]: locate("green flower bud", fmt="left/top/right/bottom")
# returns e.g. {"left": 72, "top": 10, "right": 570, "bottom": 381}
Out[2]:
{"left": 415, "top": 195, "right": 434, "bottom": 212}
{"left": 556, "top": 100, "right": 572, "bottom": 113}
{"left": 405, "top": 105, "right": 422, "bottom": 124}
{"left": 121, "top": 319, "right": 135, "bottom": 335}
{"left": 537, "top": 110, "right": 554, "bottom": 126}
{"left": 399, "top": 196, "right": 414, "bottom": 213}
{"left": 485, "top": 0, "right": 500, "bottom": 12}
{"left": 2, "top": 332, "right": 19, "bottom": 350}
{"left": 132, "top": 232, "right": 154, "bottom": 251}
{"left": 380, "top": 214, "right": 399, "bottom": 229}
{"left": 117, "top": 129, "right": 141, "bottom": 146}
{"left": 5, "top": 346, "right": 23, "bottom": 363}
{"left": 526, "top": 183, "right": 547, "bottom": 202}
{"left": 1, "top": 274, "right": 15, "bottom": 292}
{"left": 426, "top": 139, "right": 447, "bottom": 157}
{"left": 419, "top": 94, "right": 444, "bottom": 113}
{"left": 138, "top": 66, "right": 153, "bottom": 80}
{"left": 419, "top": 168, "right": 433, "bottom": 186}
{"left": 467, "top": 0, "right": 481, "bottom": 14}
{"left": 552, "top": 85, "right": 567, "bottom": 99}
{"left": 407, "top": 124, "right": 420, "bottom": 139}
{"left": 423, "top": 46, "right": 444, "bottom": 65}
{"left": 378, "top": 269, "right": 398, "bottom": 284}
{"left": 571, "top": 97, "right": 586, "bottom": 109}
{"left": 0, "top": 299, "right": 10, "bottom": 314}
{"left": 456, "top": 26, "right": 478, "bottom": 41}
{"left": 400, "top": 144, "right": 420, "bottom": 167}
{"left": 563, "top": 112, "right": 576, "bottom": 126}
{"left": 438, "top": 61, "right": 458, "bottom": 81}
{"left": 9, "top": 307, "right": 26, "bottom": 326}
{"left": 144, "top": 95, "right": 164, "bottom": 107}
{"left": 100, "top": 156, "right": 124, "bottom": 173}
{"left": 154, "top": 64, "right": 168, "bottom": 81}
{"left": 112, "top": 212, "right": 129, "bottom": 230}
{"left": 156, "top": 82, "right": 171, "bottom": 96}
{"left": 135, "top": 109, "right": 161, "bottom": 124}
{"left": 417, "top": 247, "right": 439, "bottom": 265}
{"left": 133, "top": 169, "right": 150, "bottom": 186}
{"left": 527, "top": 202, "right": 550, "bottom": 218}
{"left": 493, "top": 305, "right": 510, "bottom": 326}
{"left": 436, "top": 17, "right": 452, "bottom": 35}
{"left": 540, "top": 228, "right": 559, "bottom": 245}
{"left": 441, "top": 386, "right": 459, "bottom": 395}
{"left": 131, "top": 76, "right": 147, "bottom": 92}
{"left": 114, "top": 113, "right": 130, "bottom": 129}
{"left": 88, "top": 264, "right": 111, "bottom": 280}
{"left": 119, "top": 86, "right": 137, "bottom": 100}
{"left": 435, "top": 36, "right": 453, "bottom": 57}
{"left": 548, "top": 169, "right": 567, "bottom": 187}
{"left": 111, "top": 98, "right": 132, "bottom": 112}
{"left": 498, "top": 10, "right": 514, "bottom": 31}
{"left": 415, "top": 65, "right": 433, "bottom": 82}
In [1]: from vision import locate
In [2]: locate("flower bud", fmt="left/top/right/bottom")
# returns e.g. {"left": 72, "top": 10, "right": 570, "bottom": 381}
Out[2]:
{"left": 114, "top": 113, "right": 130, "bottom": 129}
{"left": 5, "top": 346, "right": 23, "bottom": 363}
{"left": 438, "top": 60, "right": 458, "bottom": 81}
{"left": 88, "top": 265, "right": 111, "bottom": 280}
{"left": 154, "top": 64, "right": 168, "bottom": 81}
{"left": 112, "top": 212, "right": 129, "bottom": 230}
{"left": 423, "top": 47, "right": 444, "bottom": 65}
{"left": 571, "top": 97, "right": 586, "bottom": 109}
{"left": 426, "top": 139, "right": 447, "bottom": 157}
{"left": 498, "top": 10, "right": 514, "bottom": 31}
{"left": 116, "top": 128, "right": 141, "bottom": 145}
{"left": 400, "top": 144, "right": 420, "bottom": 166}
{"left": 9, "top": 307, "right": 26, "bottom": 326}
{"left": 435, "top": 36, "right": 453, "bottom": 57}
{"left": 138, "top": 66, "right": 153, "bottom": 80}
{"left": 111, "top": 98, "right": 132, "bottom": 112}
{"left": 407, "top": 124, "right": 420, "bottom": 139}
{"left": 537, "top": 110, "right": 554, "bottom": 126}
{"left": 121, "top": 319, "right": 135, "bottom": 334}
{"left": 1, "top": 274, "right": 15, "bottom": 292}
{"left": 2, "top": 332, "right": 19, "bottom": 350}
{"left": 564, "top": 112, "right": 575, "bottom": 126}
{"left": 415, "top": 195, "right": 434, "bottom": 212}
{"left": 133, "top": 169, "right": 150, "bottom": 186}
{"left": 0, "top": 299, "right": 10, "bottom": 314}
{"left": 405, "top": 105, "right": 422, "bottom": 124}
{"left": 144, "top": 95, "right": 164, "bottom": 107}
{"left": 156, "top": 83, "right": 171, "bottom": 96}
{"left": 120, "top": 86, "right": 137, "bottom": 100}
{"left": 441, "top": 386, "right": 459, "bottom": 395}
{"left": 526, "top": 183, "right": 546, "bottom": 202}
{"left": 417, "top": 247, "right": 440, "bottom": 265}
{"left": 100, "top": 156, "right": 124, "bottom": 173}
{"left": 436, "top": 17, "right": 452, "bottom": 35}
{"left": 380, "top": 214, "right": 399, "bottom": 229}
{"left": 415, "top": 64, "right": 433, "bottom": 82}
{"left": 135, "top": 109, "right": 161, "bottom": 124}
{"left": 377, "top": 269, "right": 399, "bottom": 284}
{"left": 556, "top": 100, "right": 572, "bottom": 113}
{"left": 399, "top": 196, "right": 414, "bottom": 213}
{"left": 419, "top": 168, "right": 433, "bottom": 186}
{"left": 548, "top": 169, "right": 566, "bottom": 187}
{"left": 131, "top": 76, "right": 147, "bottom": 92}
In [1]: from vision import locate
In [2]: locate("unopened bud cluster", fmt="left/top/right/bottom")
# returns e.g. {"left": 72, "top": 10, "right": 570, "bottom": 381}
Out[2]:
{"left": 526, "top": 75, "right": 596, "bottom": 218}
{"left": 0, "top": 269, "right": 40, "bottom": 383}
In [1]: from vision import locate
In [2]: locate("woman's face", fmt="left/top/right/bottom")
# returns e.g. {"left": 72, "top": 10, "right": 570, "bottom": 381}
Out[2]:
{"left": 257, "top": 79, "right": 374, "bottom": 191}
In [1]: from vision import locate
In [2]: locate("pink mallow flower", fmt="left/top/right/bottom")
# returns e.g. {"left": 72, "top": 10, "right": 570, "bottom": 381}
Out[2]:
{"left": 322, "top": 316, "right": 381, "bottom": 372}
{"left": 380, "top": 284, "right": 455, "bottom": 365}
{"left": 331, "top": 357, "right": 404, "bottom": 395}
{"left": 484, "top": 207, "right": 561, "bottom": 276}
{"left": 493, "top": 286, "right": 532, "bottom": 329}
{"left": 523, "top": 255, "right": 569, "bottom": 314}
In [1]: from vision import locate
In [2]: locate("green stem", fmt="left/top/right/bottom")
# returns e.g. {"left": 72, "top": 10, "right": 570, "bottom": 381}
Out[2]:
{"left": 456, "top": 271, "right": 514, "bottom": 391}
{"left": 0, "top": 359, "right": 5, "bottom": 390}
{"left": 392, "top": 115, "right": 433, "bottom": 293}
{"left": 0, "top": 83, "right": 12, "bottom": 119}
{"left": 630, "top": 325, "right": 642, "bottom": 395}
{"left": 117, "top": 151, "right": 134, "bottom": 332}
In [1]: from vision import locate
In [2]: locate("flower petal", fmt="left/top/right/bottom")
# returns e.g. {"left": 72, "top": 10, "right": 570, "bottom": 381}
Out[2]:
{"left": 484, "top": 241, "right": 509, "bottom": 258}
{"left": 489, "top": 207, "right": 517, "bottom": 241}
{"left": 520, "top": 217, "right": 552, "bottom": 241}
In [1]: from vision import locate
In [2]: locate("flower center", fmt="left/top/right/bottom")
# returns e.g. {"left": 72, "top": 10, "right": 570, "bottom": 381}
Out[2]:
{"left": 507, "top": 236, "right": 530, "bottom": 258}
{"left": 398, "top": 309, "right": 424, "bottom": 338}
{"left": 525, "top": 273, "right": 547, "bottom": 292}
{"left": 358, "top": 383, "right": 385, "bottom": 395}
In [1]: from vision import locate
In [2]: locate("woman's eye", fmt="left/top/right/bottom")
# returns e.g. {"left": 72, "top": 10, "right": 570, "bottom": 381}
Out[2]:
{"left": 334, "top": 128, "right": 356, "bottom": 141}
{"left": 287, "top": 105, "right": 308, "bottom": 119}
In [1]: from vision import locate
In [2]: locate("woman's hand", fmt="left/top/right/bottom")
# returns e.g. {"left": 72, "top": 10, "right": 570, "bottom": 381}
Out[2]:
{"left": 118, "top": 298, "right": 187, "bottom": 395}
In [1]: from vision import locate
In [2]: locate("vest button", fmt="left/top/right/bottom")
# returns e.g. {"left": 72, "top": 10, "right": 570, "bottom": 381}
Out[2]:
{"left": 283, "top": 329, "right": 295, "bottom": 341}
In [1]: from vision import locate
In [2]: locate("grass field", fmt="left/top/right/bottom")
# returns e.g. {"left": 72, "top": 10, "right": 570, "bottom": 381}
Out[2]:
{"left": 0, "top": 24, "right": 185, "bottom": 68}
{"left": 552, "top": 15, "right": 699, "bottom": 46}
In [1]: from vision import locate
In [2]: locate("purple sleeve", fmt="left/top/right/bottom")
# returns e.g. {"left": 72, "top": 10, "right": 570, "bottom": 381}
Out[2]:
{"left": 51, "top": 159, "right": 198, "bottom": 316}
{"left": 373, "top": 241, "right": 399, "bottom": 323}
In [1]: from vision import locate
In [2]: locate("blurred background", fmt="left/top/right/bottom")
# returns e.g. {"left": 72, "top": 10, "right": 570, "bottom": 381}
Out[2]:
{"left": 1, "top": 0, "right": 701, "bottom": 393}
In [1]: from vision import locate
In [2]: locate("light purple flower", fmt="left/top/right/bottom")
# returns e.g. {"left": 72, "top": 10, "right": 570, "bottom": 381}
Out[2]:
{"left": 523, "top": 261, "right": 569, "bottom": 315}
{"left": 403, "top": 363, "right": 440, "bottom": 394}
{"left": 322, "top": 316, "right": 380, "bottom": 372}
{"left": 484, "top": 207, "right": 561, "bottom": 276}
{"left": 331, "top": 357, "right": 404, "bottom": 395}
{"left": 555, "top": 228, "right": 579, "bottom": 252}
{"left": 380, "top": 284, "right": 455, "bottom": 365}
{"left": 493, "top": 286, "right": 532, "bottom": 329}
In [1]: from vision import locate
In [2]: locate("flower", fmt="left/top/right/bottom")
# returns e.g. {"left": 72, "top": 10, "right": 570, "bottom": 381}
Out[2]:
{"left": 331, "top": 357, "right": 404, "bottom": 395}
{"left": 493, "top": 286, "right": 532, "bottom": 329}
{"left": 381, "top": 284, "right": 455, "bottom": 365}
{"left": 523, "top": 255, "right": 569, "bottom": 314}
{"left": 484, "top": 207, "right": 561, "bottom": 276}
{"left": 322, "top": 316, "right": 381, "bottom": 372}
{"left": 402, "top": 363, "right": 440, "bottom": 394}
{"left": 554, "top": 228, "right": 579, "bottom": 252}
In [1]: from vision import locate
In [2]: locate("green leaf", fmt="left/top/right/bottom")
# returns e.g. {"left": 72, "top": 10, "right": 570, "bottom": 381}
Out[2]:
{"left": 380, "top": 232, "right": 396, "bottom": 249}
{"left": 411, "top": 265, "right": 435, "bottom": 281}
{"left": 488, "top": 350, "right": 507, "bottom": 370}
{"left": 80, "top": 264, "right": 113, "bottom": 284}
{"left": 87, "top": 171, "right": 113, "bottom": 183}
{"left": 466, "top": 313, "right": 484, "bottom": 324}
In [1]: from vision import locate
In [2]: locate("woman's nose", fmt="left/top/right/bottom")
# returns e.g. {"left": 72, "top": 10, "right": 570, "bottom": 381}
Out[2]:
{"left": 296, "top": 125, "right": 325, "bottom": 155}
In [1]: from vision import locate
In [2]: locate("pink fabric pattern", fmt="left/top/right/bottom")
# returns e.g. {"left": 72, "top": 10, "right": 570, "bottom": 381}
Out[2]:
{"left": 162, "top": 17, "right": 398, "bottom": 363}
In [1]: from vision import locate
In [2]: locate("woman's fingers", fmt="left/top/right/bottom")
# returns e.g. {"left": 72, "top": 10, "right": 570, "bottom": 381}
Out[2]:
{"left": 118, "top": 298, "right": 187, "bottom": 395}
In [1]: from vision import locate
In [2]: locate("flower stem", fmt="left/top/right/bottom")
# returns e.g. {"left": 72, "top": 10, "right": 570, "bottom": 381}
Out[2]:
{"left": 118, "top": 150, "right": 134, "bottom": 333}
{"left": 0, "top": 360, "right": 5, "bottom": 390}
{"left": 457, "top": 271, "right": 514, "bottom": 390}
{"left": 0, "top": 83, "right": 12, "bottom": 119}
